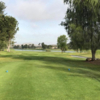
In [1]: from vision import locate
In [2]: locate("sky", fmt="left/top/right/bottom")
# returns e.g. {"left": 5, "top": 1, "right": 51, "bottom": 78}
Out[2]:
{"left": 2, "top": 0, "right": 69, "bottom": 45}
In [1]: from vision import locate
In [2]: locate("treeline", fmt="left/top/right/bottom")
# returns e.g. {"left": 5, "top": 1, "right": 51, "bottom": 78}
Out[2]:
{"left": 41, "top": 42, "right": 53, "bottom": 49}
{"left": 0, "top": 1, "right": 19, "bottom": 52}
{"left": 14, "top": 44, "right": 35, "bottom": 49}
{"left": 13, "top": 42, "right": 58, "bottom": 49}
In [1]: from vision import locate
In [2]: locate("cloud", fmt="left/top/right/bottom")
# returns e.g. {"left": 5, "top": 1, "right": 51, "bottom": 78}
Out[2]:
{"left": 30, "top": 23, "right": 38, "bottom": 28}
{"left": 5, "top": 0, "right": 67, "bottom": 21}
{"left": 2, "top": 0, "right": 69, "bottom": 45}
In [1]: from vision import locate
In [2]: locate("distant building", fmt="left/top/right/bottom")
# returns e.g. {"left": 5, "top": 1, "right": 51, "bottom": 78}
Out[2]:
{"left": 51, "top": 45, "right": 58, "bottom": 49}
{"left": 34, "top": 45, "right": 42, "bottom": 49}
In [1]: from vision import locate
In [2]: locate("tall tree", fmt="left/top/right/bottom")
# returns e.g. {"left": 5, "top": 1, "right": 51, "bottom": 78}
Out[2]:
{"left": 0, "top": 1, "right": 7, "bottom": 51}
{"left": 57, "top": 35, "right": 68, "bottom": 52}
{"left": 0, "top": 1, "right": 19, "bottom": 51}
{"left": 61, "top": 0, "right": 100, "bottom": 60}
{"left": 0, "top": 1, "right": 6, "bottom": 15}
{"left": 4, "top": 16, "right": 19, "bottom": 52}
{"left": 42, "top": 42, "right": 47, "bottom": 49}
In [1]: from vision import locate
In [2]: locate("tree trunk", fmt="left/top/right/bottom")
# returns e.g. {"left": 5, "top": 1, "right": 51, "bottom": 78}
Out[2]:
{"left": 91, "top": 50, "right": 96, "bottom": 61}
{"left": 7, "top": 39, "right": 11, "bottom": 52}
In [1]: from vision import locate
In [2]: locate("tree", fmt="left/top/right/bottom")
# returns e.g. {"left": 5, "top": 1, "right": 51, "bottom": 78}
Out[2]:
{"left": 0, "top": 1, "right": 7, "bottom": 51}
{"left": 0, "top": 41, "right": 6, "bottom": 51}
{"left": 21, "top": 44, "right": 24, "bottom": 49}
{"left": 61, "top": 0, "right": 100, "bottom": 60}
{"left": 28, "top": 44, "right": 31, "bottom": 48}
{"left": 13, "top": 45, "right": 20, "bottom": 49}
{"left": 67, "top": 43, "right": 72, "bottom": 49}
{"left": 47, "top": 45, "right": 52, "bottom": 49}
{"left": 0, "top": 1, "right": 19, "bottom": 52}
{"left": 42, "top": 42, "right": 47, "bottom": 49}
{"left": 31, "top": 44, "right": 35, "bottom": 48}
{"left": 4, "top": 16, "right": 19, "bottom": 52}
{"left": 10, "top": 39, "right": 16, "bottom": 49}
{"left": 0, "top": 1, "right": 6, "bottom": 15}
{"left": 24, "top": 44, "right": 28, "bottom": 48}
{"left": 57, "top": 35, "right": 68, "bottom": 52}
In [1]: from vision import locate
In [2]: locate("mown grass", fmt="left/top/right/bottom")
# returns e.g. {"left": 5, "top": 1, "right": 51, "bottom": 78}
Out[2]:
{"left": 0, "top": 50, "right": 100, "bottom": 100}
{"left": 68, "top": 49, "right": 100, "bottom": 58}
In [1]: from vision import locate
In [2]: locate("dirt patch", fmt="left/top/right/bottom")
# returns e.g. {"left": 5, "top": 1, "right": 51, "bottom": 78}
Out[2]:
{"left": 87, "top": 60, "right": 100, "bottom": 65}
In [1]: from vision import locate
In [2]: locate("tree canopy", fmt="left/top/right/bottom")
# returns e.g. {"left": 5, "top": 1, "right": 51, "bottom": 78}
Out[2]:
{"left": 0, "top": 1, "right": 6, "bottom": 15}
{"left": 4, "top": 16, "right": 19, "bottom": 52}
{"left": 0, "top": 1, "right": 19, "bottom": 51}
{"left": 57, "top": 35, "right": 68, "bottom": 52}
{"left": 61, "top": 0, "right": 100, "bottom": 60}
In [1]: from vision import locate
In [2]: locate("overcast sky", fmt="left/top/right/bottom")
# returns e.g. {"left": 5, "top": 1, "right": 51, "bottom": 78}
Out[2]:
{"left": 2, "top": 0, "right": 69, "bottom": 45}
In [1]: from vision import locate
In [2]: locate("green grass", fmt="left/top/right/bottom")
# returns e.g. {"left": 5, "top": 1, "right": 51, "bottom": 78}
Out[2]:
{"left": 0, "top": 50, "right": 100, "bottom": 100}
{"left": 69, "top": 50, "right": 100, "bottom": 58}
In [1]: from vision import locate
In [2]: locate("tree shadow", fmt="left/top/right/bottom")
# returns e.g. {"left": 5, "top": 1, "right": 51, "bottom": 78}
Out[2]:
{"left": 0, "top": 54, "right": 100, "bottom": 82}
{"left": 37, "top": 65, "right": 100, "bottom": 82}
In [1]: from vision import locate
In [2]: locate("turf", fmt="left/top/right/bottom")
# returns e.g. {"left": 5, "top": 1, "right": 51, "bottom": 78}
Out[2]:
{"left": 70, "top": 50, "right": 100, "bottom": 58}
{"left": 0, "top": 50, "right": 100, "bottom": 100}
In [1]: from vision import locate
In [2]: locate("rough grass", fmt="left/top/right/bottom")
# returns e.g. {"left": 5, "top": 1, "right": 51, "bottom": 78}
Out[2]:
{"left": 0, "top": 50, "right": 100, "bottom": 100}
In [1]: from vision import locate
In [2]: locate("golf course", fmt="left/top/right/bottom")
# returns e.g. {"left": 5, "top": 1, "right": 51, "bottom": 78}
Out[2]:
{"left": 1, "top": 0, "right": 100, "bottom": 99}
{"left": 0, "top": 50, "right": 100, "bottom": 100}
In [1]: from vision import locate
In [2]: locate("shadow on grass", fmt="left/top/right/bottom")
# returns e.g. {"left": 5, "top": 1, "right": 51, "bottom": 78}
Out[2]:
{"left": 69, "top": 69, "right": 100, "bottom": 82}
{"left": 37, "top": 65, "right": 100, "bottom": 82}
{"left": 0, "top": 54, "right": 100, "bottom": 82}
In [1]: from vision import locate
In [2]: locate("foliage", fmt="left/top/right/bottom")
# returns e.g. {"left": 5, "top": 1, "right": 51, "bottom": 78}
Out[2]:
{"left": 0, "top": 1, "right": 7, "bottom": 51}
{"left": 14, "top": 44, "right": 36, "bottom": 49}
{"left": 4, "top": 16, "right": 19, "bottom": 52}
{"left": 0, "top": 1, "right": 6, "bottom": 15}
{"left": 14, "top": 45, "right": 20, "bottom": 49}
{"left": 57, "top": 35, "right": 68, "bottom": 52}
{"left": 47, "top": 45, "right": 52, "bottom": 49}
{"left": 0, "top": 41, "right": 6, "bottom": 50}
{"left": 61, "top": 0, "right": 100, "bottom": 60}
{"left": 0, "top": 1, "right": 19, "bottom": 52}
{"left": 42, "top": 42, "right": 47, "bottom": 49}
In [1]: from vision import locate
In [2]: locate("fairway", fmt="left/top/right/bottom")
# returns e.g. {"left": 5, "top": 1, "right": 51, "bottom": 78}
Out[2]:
{"left": 0, "top": 51, "right": 100, "bottom": 100}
